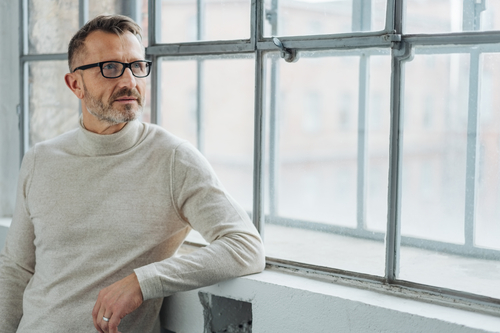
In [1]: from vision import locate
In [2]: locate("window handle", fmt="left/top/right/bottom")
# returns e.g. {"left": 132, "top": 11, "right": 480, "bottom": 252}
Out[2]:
{"left": 272, "top": 37, "right": 298, "bottom": 63}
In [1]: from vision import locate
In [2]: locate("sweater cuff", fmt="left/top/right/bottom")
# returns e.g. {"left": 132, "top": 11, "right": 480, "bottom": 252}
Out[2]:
{"left": 134, "top": 263, "right": 163, "bottom": 301}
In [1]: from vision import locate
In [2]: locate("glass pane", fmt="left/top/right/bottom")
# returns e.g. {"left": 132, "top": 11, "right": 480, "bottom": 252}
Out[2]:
{"left": 399, "top": 48, "right": 500, "bottom": 299}
{"left": 161, "top": 56, "right": 255, "bottom": 214}
{"left": 160, "top": 0, "right": 250, "bottom": 43}
{"left": 89, "top": 0, "right": 121, "bottom": 19}
{"left": 89, "top": 0, "right": 121, "bottom": 18}
{"left": 366, "top": 55, "right": 391, "bottom": 233}
{"left": 263, "top": 0, "right": 388, "bottom": 37}
{"left": 28, "top": 0, "right": 79, "bottom": 54}
{"left": 161, "top": 59, "right": 198, "bottom": 146}
{"left": 29, "top": 61, "right": 79, "bottom": 146}
{"left": 205, "top": 0, "right": 250, "bottom": 40}
{"left": 89, "top": 1, "right": 150, "bottom": 45}
{"left": 477, "top": 53, "right": 500, "bottom": 251}
{"left": 203, "top": 58, "right": 255, "bottom": 212}
{"left": 405, "top": 0, "right": 500, "bottom": 34}
{"left": 264, "top": 50, "right": 391, "bottom": 276}
{"left": 400, "top": 52, "right": 469, "bottom": 244}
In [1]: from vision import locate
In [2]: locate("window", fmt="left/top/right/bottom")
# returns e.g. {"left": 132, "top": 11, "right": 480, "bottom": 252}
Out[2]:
{"left": 17, "top": 0, "right": 500, "bottom": 309}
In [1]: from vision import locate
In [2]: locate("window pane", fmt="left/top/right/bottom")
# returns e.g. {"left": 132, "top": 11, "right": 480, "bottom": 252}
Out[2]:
{"left": 160, "top": 56, "right": 255, "bottom": 214}
{"left": 29, "top": 61, "right": 79, "bottom": 146}
{"left": 89, "top": 0, "right": 121, "bottom": 18}
{"left": 264, "top": 50, "right": 390, "bottom": 276}
{"left": 28, "top": 0, "right": 79, "bottom": 54}
{"left": 399, "top": 48, "right": 500, "bottom": 299}
{"left": 160, "top": 0, "right": 250, "bottom": 43}
{"left": 263, "top": 0, "right": 388, "bottom": 37}
{"left": 401, "top": 52, "right": 469, "bottom": 244}
{"left": 477, "top": 53, "right": 500, "bottom": 251}
{"left": 405, "top": 0, "right": 500, "bottom": 34}
{"left": 89, "top": 0, "right": 149, "bottom": 45}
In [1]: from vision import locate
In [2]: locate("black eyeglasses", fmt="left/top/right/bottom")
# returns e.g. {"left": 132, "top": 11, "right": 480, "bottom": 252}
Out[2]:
{"left": 72, "top": 60, "right": 152, "bottom": 78}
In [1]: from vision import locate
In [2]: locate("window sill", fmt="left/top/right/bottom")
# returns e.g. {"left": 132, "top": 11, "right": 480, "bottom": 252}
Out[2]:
{"left": 161, "top": 268, "right": 500, "bottom": 333}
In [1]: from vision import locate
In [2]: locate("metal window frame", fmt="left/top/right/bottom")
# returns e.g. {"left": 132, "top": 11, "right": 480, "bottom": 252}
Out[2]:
{"left": 19, "top": 0, "right": 500, "bottom": 311}
{"left": 146, "top": 0, "right": 500, "bottom": 311}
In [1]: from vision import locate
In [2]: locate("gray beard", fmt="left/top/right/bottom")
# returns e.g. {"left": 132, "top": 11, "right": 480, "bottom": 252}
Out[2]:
{"left": 83, "top": 81, "right": 143, "bottom": 125}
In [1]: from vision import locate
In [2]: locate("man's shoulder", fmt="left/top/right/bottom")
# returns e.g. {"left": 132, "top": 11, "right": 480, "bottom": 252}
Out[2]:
{"left": 141, "top": 122, "right": 191, "bottom": 151}
{"left": 32, "top": 128, "right": 79, "bottom": 154}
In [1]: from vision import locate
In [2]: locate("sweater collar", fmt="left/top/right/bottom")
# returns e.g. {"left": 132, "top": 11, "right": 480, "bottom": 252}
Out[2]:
{"left": 77, "top": 117, "right": 144, "bottom": 156}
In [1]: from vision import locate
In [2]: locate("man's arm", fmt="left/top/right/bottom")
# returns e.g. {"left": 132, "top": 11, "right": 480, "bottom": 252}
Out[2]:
{"left": 135, "top": 142, "right": 265, "bottom": 298}
{"left": 0, "top": 150, "right": 36, "bottom": 332}
{"left": 92, "top": 142, "right": 265, "bottom": 333}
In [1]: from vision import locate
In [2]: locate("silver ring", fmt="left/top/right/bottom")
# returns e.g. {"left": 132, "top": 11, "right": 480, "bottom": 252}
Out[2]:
{"left": 103, "top": 316, "right": 110, "bottom": 322}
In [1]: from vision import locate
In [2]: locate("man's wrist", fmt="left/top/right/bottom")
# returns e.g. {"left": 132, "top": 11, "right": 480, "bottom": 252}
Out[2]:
{"left": 134, "top": 263, "right": 163, "bottom": 301}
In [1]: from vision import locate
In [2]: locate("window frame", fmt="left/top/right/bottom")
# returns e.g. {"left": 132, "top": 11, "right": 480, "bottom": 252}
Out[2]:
{"left": 18, "top": 0, "right": 500, "bottom": 313}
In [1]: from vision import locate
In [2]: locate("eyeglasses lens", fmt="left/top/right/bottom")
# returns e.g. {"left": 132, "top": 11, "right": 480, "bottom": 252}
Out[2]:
{"left": 102, "top": 62, "right": 150, "bottom": 78}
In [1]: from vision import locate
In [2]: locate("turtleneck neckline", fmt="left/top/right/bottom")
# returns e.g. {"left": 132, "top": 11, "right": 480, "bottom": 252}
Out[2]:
{"left": 77, "top": 117, "right": 145, "bottom": 156}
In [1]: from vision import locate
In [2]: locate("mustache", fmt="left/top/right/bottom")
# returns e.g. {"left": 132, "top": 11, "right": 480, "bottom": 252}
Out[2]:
{"left": 110, "top": 88, "right": 142, "bottom": 105}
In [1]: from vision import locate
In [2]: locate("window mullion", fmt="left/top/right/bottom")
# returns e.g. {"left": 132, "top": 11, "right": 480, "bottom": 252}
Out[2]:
{"left": 196, "top": 0, "right": 205, "bottom": 153}
{"left": 464, "top": 49, "right": 482, "bottom": 247}
{"left": 268, "top": 57, "right": 279, "bottom": 218}
{"left": 253, "top": 50, "right": 266, "bottom": 236}
{"left": 385, "top": 45, "right": 405, "bottom": 283}
{"left": 79, "top": 0, "right": 88, "bottom": 28}
{"left": 268, "top": 0, "right": 280, "bottom": 218}
{"left": 19, "top": 0, "right": 29, "bottom": 162}
{"left": 148, "top": 0, "right": 161, "bottom": 125}
{"left": 385, "top": 0, "right": 404, "bottom": 284}
{"left": 148, "top": 0, "right": 161, "bottom": 45}
{"left": 252, "top": 0, "right": 266, "bottom": 235}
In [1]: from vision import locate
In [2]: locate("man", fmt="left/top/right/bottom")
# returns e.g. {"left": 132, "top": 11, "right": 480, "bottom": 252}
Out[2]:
{"left": 0, "top": 15, "right": 265, "bottom": 333}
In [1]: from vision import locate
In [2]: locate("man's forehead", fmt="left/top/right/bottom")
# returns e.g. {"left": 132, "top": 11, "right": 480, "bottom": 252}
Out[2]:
{"left": 85, "top": 30, "right": 142, "bottom": 50}
{"left": 81, "top": 30, "right": 145, "bottom": 61}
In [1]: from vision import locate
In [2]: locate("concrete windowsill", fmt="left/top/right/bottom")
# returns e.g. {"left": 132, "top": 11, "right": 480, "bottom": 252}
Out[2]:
{"left": 161, "top": 269, "right": 500, "bottom": 333}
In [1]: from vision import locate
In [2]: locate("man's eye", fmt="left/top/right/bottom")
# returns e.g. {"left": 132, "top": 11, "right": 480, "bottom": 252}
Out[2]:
{"left": 132, "top": 62, "right": 143, "bottom": 69}
{"left": 104, "top": 63, "right": 118, "bottom": 70}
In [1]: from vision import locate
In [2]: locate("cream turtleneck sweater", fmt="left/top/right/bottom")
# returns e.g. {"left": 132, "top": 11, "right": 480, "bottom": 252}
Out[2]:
{"left": 0, "top": 120, "right": 265, "bottom": 332}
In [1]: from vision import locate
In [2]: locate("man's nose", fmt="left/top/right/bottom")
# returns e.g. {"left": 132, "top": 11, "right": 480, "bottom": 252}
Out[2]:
{"left": 117, "top": 67, "right": 137, "bottom": 88}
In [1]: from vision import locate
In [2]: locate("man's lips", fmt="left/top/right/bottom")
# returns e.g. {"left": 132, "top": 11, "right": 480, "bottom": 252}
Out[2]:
{"left": 114, "top": 97, "right": 137, "bottom": 103}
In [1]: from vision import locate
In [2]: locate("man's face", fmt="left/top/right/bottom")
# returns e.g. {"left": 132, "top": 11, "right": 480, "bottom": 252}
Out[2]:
{"left": 76, "top": 30, "right": 146, "bottom": 125}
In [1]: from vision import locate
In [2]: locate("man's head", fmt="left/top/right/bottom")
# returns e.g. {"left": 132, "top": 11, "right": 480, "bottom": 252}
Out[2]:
{"left": 65, "top": 15, "right": 148, "bottom": 134}
{"left": 68, "top": 15, "right": 143, "bottom": 73}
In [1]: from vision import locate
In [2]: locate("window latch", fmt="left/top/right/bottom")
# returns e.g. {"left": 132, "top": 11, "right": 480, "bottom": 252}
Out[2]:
{"left": 272, "top": 37, "right": 298, "bottom": 63}
{"left": 382, "top": 32, "right": 402, "bottom": 48}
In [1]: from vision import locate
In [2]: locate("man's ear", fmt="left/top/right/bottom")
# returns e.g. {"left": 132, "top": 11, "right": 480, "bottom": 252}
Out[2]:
{"left": 64, "top": 72, "right": 84, "bottom": 99}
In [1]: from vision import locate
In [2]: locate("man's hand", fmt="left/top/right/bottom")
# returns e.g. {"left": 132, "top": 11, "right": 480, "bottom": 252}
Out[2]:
{"left": 92, "top": 273, "right": 143, "bottom": 333}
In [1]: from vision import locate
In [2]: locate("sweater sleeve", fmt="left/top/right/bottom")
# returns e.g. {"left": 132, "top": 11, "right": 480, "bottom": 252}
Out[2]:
{"left": 134, "top": 143, "right": 265, "bottom": 300}
{"left": 0, "top": 149, "right": 37, "bottom": 332}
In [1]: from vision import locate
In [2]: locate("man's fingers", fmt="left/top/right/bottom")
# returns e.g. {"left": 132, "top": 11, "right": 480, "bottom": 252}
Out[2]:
{"left": 93, "top": 302, "right": 105, "bottom": 333}
{"left": 92, "top": 299, "right": 100, "bottom": 331}
{"left": 92, "top": 273, "right": 143, "bottom": 332}
{"left": 108, "top": 315, "right": 122, "bottom": 333}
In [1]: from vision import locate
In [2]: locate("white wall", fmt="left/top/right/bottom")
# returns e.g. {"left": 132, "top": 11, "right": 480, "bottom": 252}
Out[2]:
{"left": 160, "top": 270, "right": 500, "bottom": 333}
{"left": 0, "top": 1, "right": 20, "bottom": 217}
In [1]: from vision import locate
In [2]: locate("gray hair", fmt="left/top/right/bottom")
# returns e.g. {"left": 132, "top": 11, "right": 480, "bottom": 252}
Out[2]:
{"left": 68, "top": 14, "right": 143, "bottom": 71}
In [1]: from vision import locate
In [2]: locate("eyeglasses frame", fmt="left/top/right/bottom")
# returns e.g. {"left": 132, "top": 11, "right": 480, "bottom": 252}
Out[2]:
{"left": 72, "top": 60, "right": 153, "bottom": 78}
